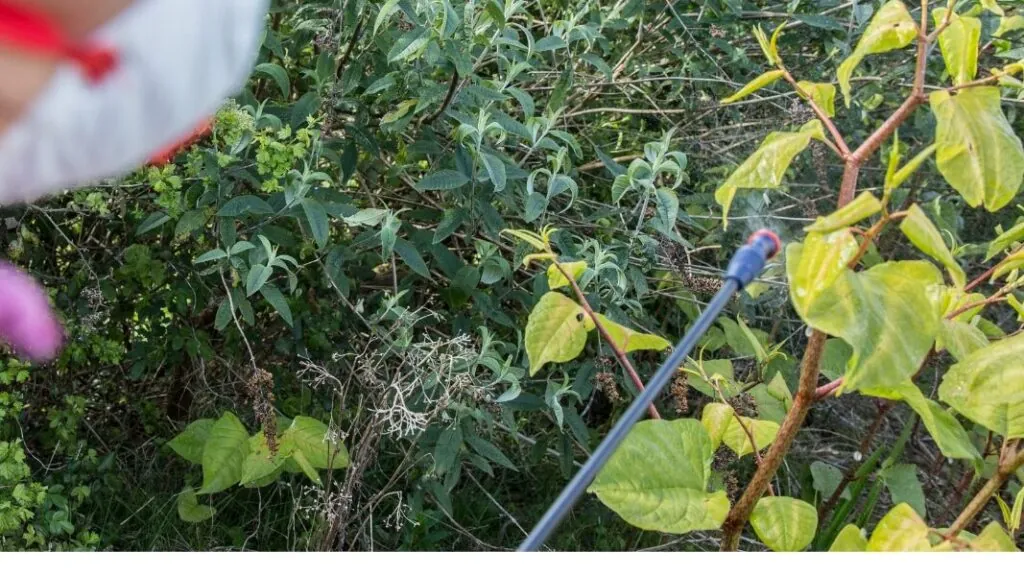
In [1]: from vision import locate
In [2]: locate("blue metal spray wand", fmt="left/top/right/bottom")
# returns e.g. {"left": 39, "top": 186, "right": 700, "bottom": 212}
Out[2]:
{"left": 517, "top": 229, "right": 782, "bottom": 552}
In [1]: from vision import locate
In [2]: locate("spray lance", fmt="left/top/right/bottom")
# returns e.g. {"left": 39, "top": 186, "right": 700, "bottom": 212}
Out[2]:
{"left": 517, "top": 229, "right": 782, "bottom": 552}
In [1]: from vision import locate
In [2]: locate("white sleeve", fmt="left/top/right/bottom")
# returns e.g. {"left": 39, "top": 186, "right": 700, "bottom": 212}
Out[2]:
{"left": 0, "top": 0, "right": 270, "bottom": 206}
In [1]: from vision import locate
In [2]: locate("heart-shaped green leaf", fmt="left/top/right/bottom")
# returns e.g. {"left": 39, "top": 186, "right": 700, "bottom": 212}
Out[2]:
{"left": 589, "top": 419, "right": 730, "bottom": 534}
{"left": 750, "top": 496, "right": 818, "bottom": 551}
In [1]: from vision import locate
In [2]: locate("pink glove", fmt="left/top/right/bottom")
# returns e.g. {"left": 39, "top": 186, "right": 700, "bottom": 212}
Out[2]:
{"left": 0, "top": 260, "right": 64, "bottom": 362}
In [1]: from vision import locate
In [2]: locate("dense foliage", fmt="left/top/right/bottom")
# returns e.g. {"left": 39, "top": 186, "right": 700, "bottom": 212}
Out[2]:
{"left": 3, "top": 0, "right": 1024, "bottom": 551}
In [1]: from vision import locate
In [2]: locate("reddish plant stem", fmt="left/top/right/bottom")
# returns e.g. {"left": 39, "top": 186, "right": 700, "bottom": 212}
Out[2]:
{"left": 553, "top": 261, "right": 661, "bottom": 420}
{"left": 947, "top": 441, "right": 1024, "bottom": 538}
{"left": 720, "top": 3, "right": 938, "bottom": 551}
{"left": 814, "top": 377, "right": 843, "bottom": 401}
{"left": 720, "top": 329, "right": 826, "bottom": 550}
{"left": 780, "top": 69, "right": 850, "bottom": 158}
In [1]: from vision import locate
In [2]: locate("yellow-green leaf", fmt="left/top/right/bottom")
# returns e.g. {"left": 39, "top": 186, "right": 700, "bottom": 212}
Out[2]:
{"left": 867, "top": 503, "right": 932, "bottom": 551}
{"left": 837, "top": 0, "right": 917, "bottom": 107}
{"left": 198, "top": 412, "right": 250, "bottom": 495}
{"left": 177, "top": 487, "right": 215, "bottom": 523}
{"left": 750, "top": 497, "right": 818, "bottom": 551}
{"left": 981, "top": 0, "right": 1004, "bottom": 16}
{"left": 805, "top": 192, "right": 882, "bottom": 233}
{"left": 748, "top": 372, "right": 793, "bottom": 424}
{"left": 722, "top": 415, "right": 779, "bottom": 457}
{"left": 700, "top": 402, "right": 779, "bottom": 457}
{"left": 933, "top": 9, "right": 981, "bottom": 86}
{"left": 589, "top": 419, "right": 730, "bottom": 534}
{"left": 939, "top": 331, "right": 1024, "bottom": 439}
{"left": 525, "top": 292, "right": 595, "bottom": 375}
{"left": 992, "top": 250, "right": 1024, "bottom": 281}
{"left": 887, "top": 144, "right": 937, "bottom": 194}
{"left": 721, "top": 70, "right": 785, "bottom": 104}
{"left": 683, "top": 358, "right": 742, "bottom": 398}
{"left": 1010, "top": 294, "right": 1024, "bottom": 322}
{"left": 501, "top": 228, "right": 548, "bottom": 252}
{"left": 931, "top": 87, "right": 1024, "bottom": 212}
{"left": 830, "top": 525, "right": 868, "bottom": 551}
{"left": 240, "top": 430, "right": 288, "bottom": 487}
{"left": 168, "top": 419, "right": 215, "bottom": 465}
{"left": 860, "top": 379, "right": 979, "bottom": 461}
{"left": 547, "top": 261, "right": 587, "bottom": 290}
{"left": 593, "top": 313, "right": 671, "bottom": 353}
{"left": 786, "top": 229, "right": 859, "bottom": 320}
{"left": 936, "top": 319, "right": 989, "bottom": 361}
{"left": 700, "top": 403, "right": 733, "bottom": 450}
{"left": 995, "top": 15, "right": 1024, "bottom": 37}
{"left": 986, "top": 221, "right": 1024, "bottom": 261}
{"left": 290, "top": 450, "right": 321, "bottom": 485}
{"left": 1012, "top": 486, "right": 1024, "bottom": 532}
{"left": 900, "top": 204, "right": 966, "bottom": 287}
{"left": 279, "top": 416, "right": 349, "bottom": 469}
{"left": 381, "top": 99, "right": 417, "bottom": 124}
{"left": 969, "top": 522, "right": 1018, "bottom": 551}
{"left": 715, "top": 120, "right": 824, "bottom": 228}
{"left": 797, "top": 81, "right": 837, "bottom": 117}
{"left": 792, "top": 258, "right": 943, "bottom": 394}
{"left": 753, "top": 25, "right": 779, "bottom": 65}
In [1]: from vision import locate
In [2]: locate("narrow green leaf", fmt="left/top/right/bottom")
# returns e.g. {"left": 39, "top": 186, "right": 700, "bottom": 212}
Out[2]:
{"left": 433, "top": 427, "right": 462, "bottom": 475}
{"left": 481, "top": 153, "right": 507, "bottom": 192}
{"left": 986, "top": 221, "right": 1024, "bottom": 261}
{"left": 344, "top": 208, "right": 388, "bottom": 227}
{"left": 805, "top": 192, "right": 882, "bottom": 233}
{"left": 373, "top": 0, "right": 401, "bottom": 35}
{"left": 301, "top": 198, "right": 330, "bottom": 249}
{"left": 995, "top": 15, "right": 1024, "bottom": 37}
{"left": 218, "top": 195, "right": 274, "bottom": 218}
{"left": 900, "top": 204, "right": 966, "bottom": 287}
{"left": 195, "top": 248, "right": 228, "bottom": 265}
{"left": 255, "top": 63, "right": 290, "bottom": 97}
{"left": 137, "top": 212, "right": 169, "bottom": 235}
{"left": 246, "top": 264, "right": 272, "bottom": 297}
{"left": 535, "top": 35, "right": 568, "bottom": 52}
{"left": 465, "top": 436, "right": 517, "bottom": 471}
{"left": 887, "top": 144, "right": 936, "bottom": 192}
{"left": 415, "top": 170, "right": 470, "bottom": 191}
{"left": 260, "top": 284, "right": 293, "bottom": 326}
{"left": 720, "top": 70, "right": 784, "bottom": 104}
{"left": 394, "top": 237, "right": 430, "bottom": 278}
